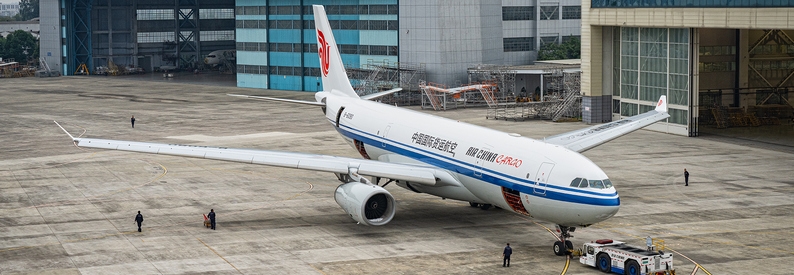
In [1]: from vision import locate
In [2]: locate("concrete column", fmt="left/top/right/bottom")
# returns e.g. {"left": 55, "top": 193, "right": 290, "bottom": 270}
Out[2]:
{"left": 40, "top": 0, "right": 63, "bottom": 75}
{"left": 582, "top": 25, "right": 604, "bottom": 123}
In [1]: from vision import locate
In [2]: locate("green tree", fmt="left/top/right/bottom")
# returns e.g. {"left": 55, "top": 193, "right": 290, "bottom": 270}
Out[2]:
{"left": 538, "top": 37, "right": 581, "bottom": 61}
{"left": 0, "top": 36, "right": 6, "bottom": 61}
{"left": 17, "top": 0, "right": 40, "bottom": 21}
{"left": 2, "top": 30, "right": 38, "bottom": 64}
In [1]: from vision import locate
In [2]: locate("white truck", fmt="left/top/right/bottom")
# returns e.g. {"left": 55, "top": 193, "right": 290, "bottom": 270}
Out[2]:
{"left": 578, "top": 239, "right": 675, "bottom": 275}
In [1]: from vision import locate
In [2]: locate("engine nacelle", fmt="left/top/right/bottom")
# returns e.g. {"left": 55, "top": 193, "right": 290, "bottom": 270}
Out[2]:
{"left": 334, "top": 182, "right": 396, "bottom": 226}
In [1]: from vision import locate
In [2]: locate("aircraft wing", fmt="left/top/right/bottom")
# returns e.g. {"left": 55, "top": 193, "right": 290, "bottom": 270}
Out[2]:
{"left": 543, "top": 96, "right": 670, "bottom": 153}
{"left": 55, "top": 123, "right": 453, "bottom": 187}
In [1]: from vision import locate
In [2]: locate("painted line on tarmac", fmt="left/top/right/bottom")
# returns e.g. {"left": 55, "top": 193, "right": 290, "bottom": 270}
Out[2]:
{"left": 666, "top": 247, "right": 712, "bottom": 275}
{"left": 515, "top": 216, "right": 570, "bottom": 274}
{"left": 198, "top": 237, "right": 243, "bottom": 274}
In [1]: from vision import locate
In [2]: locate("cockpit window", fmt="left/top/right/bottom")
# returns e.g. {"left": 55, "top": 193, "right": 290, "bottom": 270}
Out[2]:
{"left": 572, "top": 178, "right": 612, "bottom": 189}
{"left": 589, "top": 180, "right": 605, "bottom": 189}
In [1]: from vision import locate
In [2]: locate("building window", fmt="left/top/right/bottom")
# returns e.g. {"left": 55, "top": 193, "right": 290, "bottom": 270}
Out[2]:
{"left": 244, "top": 6, "right": 259, "bottom": 15}
{"left": 340, "top": 20, "right": 358, "bottom": 30}
{"left": 200, "top": 30, "right": 234, "bottom": 41}
{"left": 562, "top": 6, "right": 580, "bottom": 20}
{"left": 341, "top": 44, "right": 358, "bottom": 54}
{"left": 502, "top": 6, "right": 534, "bottom": 21}
{"left": 504, "top": 37, "right": 534, "bottom": 52}
{"left": 620, "top": 102, "right": 638, "bottom": 117}
{"left": 613, "top": 99, "right": 621, "bottom": 114}
{"left": 370, "top": 45, "right": 387, "bottom": 55}
{"left": 137, "top": 32, "right": 173, "bottom": 43}
{"left": 592, "top": 0, "right": 794, "bottom": 8}
{"left": 668, "top": 108, "right": 687, "bottom": 125}
{"left": 200, "top": 9, "right": 234, "bottom": 19}
{"left": 618, "top": 27, "right": 689, "bottom": 107}
{"left": 368, "top": 20, "right": 388, "bottom": 30}
{"left": 369, "top": 5, "right": 387, "bottom": 14}
{"left": 269, "top": 5, "right": 299, "bottom": 15}
{"left": 541, "top": 36, "right": 559, "bottom": 46}
{"left": 540, "top": 6, "right": 558, "bottom": 20}
{"left": 562, "top": 35, "right": 580, "bottom": 43}
{"left": 137, "top": 9, "right": 174, "bottom": 21}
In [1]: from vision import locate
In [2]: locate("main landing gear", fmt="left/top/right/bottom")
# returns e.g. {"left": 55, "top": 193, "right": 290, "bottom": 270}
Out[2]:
{"left": 553, "top": 225, "right": 575, "bottom": 256}
{"left": 469, "top": 202, "right": 492, "bottom": 210}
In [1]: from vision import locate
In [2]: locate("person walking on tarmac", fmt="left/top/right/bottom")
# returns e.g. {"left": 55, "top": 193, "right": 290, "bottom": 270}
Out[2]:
{"left": 134, "top": 211, "right": 144, "bottom": 232}
{"left": 684, "top": 168, "right": 690, "bottom": 186}
{"left": 503, "top": 243, "right": 512, "bottom": 267}
{"left": 131, "top": 115, "right": 136, "bottom": 128}
{"left": 208, "top": 209, "right": 216, "bottom": 230}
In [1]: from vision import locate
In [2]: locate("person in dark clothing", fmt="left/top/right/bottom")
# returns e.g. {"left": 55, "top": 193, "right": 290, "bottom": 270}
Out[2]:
{"left": 131, "top": 115, "right": 136, "bottom": 128}
{"left": 208, "top": 209, "right": 216, "bottom": 230}
{"left": 134, "top": 211, "right": 144, "bottom": 232}
{"left": 503, "top": 243, "right": 512, "bottom": 267}
{"left": 684, "top": 168, "right": 689, "bottom": 186}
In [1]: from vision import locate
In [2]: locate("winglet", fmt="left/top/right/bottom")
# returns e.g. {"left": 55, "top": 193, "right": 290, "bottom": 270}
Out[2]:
{"left": 655, "top": 95, "right": 668, "bottom": 113}
{"left": 54, "top": 121, "right": 77, "bottom": 142}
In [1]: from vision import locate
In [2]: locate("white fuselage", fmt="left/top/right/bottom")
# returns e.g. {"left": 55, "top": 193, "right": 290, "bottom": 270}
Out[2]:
{"left": 321, "top": 92, "right": 620, "bottom": 227}
{"left": 204, "top": 50, "right": 235, "bottom": 66}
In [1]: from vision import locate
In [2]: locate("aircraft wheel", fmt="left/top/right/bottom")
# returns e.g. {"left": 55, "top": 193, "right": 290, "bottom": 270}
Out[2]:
{"left": 469, "top": 202, "right": 479, "bottom": 207}
{"left": 479, "top": 204, "right": 492, "bottom": 210}
{"left": 596, "top": 253, "right": 611, "bottom": 273}
{"left": 625, "top": 260, "right": 640, "bottom": 275}
{"left": 553, "top": 241, "right": 565, "bottom": 256}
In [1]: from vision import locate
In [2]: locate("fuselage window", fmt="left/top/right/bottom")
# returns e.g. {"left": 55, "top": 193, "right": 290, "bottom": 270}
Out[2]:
{"left": 569, "top": 178, "right": 582, "bottom": 187}
{"left": 578, "top": 178, "right": 589, "bottom": 188}
{"left": 589, "top": 180, "right": 605, "bottom": 189}
{"left": 602, "top": 179, "right": 613, "bottom": 188}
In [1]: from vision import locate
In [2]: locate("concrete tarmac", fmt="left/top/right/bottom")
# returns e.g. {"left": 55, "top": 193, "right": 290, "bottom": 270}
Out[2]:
{"left": 1, "top": 76, "right": 793, "bottom": 274}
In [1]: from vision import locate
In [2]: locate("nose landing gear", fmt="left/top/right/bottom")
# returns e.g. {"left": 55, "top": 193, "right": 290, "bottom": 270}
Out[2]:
{"left": 553, "top": 225, "right": 575, "bottom": 256}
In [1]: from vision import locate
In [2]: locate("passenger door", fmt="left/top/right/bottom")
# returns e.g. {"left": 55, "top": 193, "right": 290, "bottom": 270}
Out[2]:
{"left": 533, "top": 162, "right": 555, "bottom": 195}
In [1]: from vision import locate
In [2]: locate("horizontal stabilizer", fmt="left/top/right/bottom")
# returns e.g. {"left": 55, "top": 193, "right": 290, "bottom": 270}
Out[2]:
{"left": 361, "top": 88, "right": 403, "bottom": 101}
{"left": 227, "top": 94, "right": 325, "bottom": 106}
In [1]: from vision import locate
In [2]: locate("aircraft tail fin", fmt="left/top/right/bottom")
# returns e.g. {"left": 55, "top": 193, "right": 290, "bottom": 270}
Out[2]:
{"left": 313, "top": 5, "right": 359, "bottom": 98}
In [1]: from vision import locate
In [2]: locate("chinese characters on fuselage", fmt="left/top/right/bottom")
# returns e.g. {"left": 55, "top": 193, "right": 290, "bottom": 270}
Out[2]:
{"left": 411, "top": 132, "right": 458, "bottom": 156}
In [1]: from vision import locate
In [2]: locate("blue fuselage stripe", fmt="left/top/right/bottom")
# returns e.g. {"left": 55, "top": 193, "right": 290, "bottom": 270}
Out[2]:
{"left": 333, "top": 121, "right": 619, "bottom": 207}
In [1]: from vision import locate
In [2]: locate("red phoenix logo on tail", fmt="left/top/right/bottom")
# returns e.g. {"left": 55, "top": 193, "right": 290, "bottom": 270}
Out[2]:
{"left": 317, "top": 30, "right": 330, "bottom": 76}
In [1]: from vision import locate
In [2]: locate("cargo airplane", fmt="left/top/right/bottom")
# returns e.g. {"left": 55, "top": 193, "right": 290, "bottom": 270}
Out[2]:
{"left": 56, "top": 5, "right": 670, "bottom": 255}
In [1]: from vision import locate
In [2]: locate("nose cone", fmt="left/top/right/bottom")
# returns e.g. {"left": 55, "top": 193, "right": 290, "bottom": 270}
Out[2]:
{"left": 595, "top": 192, "right": 620, "bottom": 222}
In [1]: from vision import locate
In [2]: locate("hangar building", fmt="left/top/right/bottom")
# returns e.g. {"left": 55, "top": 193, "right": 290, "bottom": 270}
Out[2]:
{"left": 581, "top": 0, "right": 794, "bottom": 136}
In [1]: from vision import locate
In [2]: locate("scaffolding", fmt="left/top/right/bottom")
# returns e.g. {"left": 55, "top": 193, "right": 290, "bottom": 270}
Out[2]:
{"left": 350, "top": 60, "right": 426, "bottom": 106}
{"left": 419, "top": 81, "right": 499, "bottom": 110}
{"left": 468, "top": 64, "right": 517, "bottom": 102}
{"left": 484, "top": 69, "right": 582, "bottom": 122}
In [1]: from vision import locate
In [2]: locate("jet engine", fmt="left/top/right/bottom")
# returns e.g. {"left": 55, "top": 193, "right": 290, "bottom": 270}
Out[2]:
{"left": 334, "top": 182, "right": 396, "bottom": 226}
